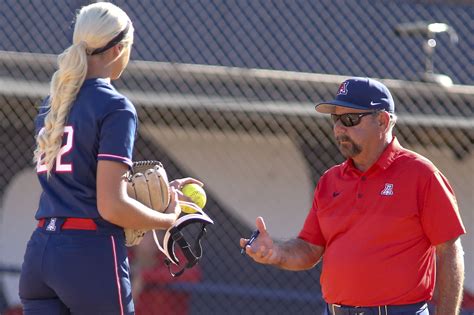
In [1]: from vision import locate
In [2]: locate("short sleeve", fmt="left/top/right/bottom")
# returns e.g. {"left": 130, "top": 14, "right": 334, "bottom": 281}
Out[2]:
{"left": 298, "top": 183, "right": 326, "bottom": 247}
{"left": 420, "top": 170, "right": 466, "bottom": 245}
{"left": 98, "top": 101, "right": 137, "bottom": 168}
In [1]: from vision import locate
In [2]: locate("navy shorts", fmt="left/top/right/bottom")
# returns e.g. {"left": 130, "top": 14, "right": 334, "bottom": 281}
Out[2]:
{"left": 19, "top": 218, "right": 134, "bottom": 315}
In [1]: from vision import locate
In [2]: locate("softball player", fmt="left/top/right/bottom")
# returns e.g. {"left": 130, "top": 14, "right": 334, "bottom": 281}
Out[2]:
{"left": 18, "top": 3, "right": 193, "bottom": 314}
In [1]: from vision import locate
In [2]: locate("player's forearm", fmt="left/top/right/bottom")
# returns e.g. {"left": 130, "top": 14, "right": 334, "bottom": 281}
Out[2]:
{"left": 99, "top": 194, "right": 176, "bottom": 230}
{"left": 435, "top": 238, "right": 464, "bottom": 315}
{"left": 273, "top": 238, "right": 324, "bottom": 271}
{"left": 97, "top": 162, "right": 177, "bottom": 230}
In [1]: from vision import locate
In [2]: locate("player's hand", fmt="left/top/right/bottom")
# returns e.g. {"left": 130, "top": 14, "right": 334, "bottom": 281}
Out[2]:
{"left": 163, "top": 187, "right": 181, "bottom": 221}
{"left": 240, "top": 217, "right": 280, "bottom": 265}
{"left": 170, "top": 177, "right": 203, "bottom": 203}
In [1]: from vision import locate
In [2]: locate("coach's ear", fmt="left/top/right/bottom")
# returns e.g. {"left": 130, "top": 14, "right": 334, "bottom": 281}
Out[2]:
{"left": 377, "top": 111, "right": 391, "bottom": 130}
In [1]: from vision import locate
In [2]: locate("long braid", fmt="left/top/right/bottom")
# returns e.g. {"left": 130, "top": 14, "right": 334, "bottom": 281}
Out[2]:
{"left": 34, "top": 41, "right": 88, "bottom": 176}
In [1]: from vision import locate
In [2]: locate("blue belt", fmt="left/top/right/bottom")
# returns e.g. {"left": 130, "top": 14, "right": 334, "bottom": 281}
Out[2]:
{"left": 328, "top": 301, "right": 427, "bottom": 315}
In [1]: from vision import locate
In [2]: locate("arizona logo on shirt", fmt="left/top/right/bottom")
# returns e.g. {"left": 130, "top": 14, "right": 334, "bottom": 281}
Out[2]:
{"left": 381, "top": 183, "right": 394, "bottom": 196}
{"left": 337, "top": 81, "right": 349, "bottom": 95}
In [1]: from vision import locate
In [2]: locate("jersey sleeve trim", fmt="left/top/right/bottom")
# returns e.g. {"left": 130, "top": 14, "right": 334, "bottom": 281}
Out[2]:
{"left": 98, "top": 153, "right": 133, "bottom": 167}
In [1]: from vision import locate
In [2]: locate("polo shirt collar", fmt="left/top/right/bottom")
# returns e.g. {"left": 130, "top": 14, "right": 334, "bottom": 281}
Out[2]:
{"left": 342, "top": 136, "right": 402, "bottom": 175}
{"left": 375, "top": 136, "right": 402, "bottom": 170}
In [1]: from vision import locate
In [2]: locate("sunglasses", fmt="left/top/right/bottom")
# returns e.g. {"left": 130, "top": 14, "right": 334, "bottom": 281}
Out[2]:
{"left": 330, "top": 112, "right": 377, "bottom": 127}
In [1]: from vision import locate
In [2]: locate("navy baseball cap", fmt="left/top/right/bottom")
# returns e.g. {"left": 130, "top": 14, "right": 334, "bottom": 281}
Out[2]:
{"left": 315, "top": 77, "right": 395, "bottom": 114}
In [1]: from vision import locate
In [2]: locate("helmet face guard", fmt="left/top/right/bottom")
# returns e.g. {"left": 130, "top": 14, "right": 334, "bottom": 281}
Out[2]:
{"left": 153, "top": 209, "right": 214, "bottom": 277}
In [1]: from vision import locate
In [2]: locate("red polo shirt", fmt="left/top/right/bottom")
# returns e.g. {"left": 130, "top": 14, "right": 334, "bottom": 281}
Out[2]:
{"left": 299, "top": 137, "right": 465, "bottom": 306}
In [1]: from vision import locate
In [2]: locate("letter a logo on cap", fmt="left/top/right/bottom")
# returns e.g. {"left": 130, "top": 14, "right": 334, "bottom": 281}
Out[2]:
{"left": 337, "top": 81, "right": 349, "bottom": 96}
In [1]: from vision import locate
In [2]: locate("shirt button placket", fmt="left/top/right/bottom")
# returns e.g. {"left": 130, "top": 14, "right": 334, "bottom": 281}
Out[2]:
{"left": 357, "top": 176, "right": 366, "bottom": 202}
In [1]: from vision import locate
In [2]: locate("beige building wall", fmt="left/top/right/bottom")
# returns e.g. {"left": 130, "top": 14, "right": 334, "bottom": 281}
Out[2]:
{"left": 141, "top": 125, "right": 315, "bottom": 239}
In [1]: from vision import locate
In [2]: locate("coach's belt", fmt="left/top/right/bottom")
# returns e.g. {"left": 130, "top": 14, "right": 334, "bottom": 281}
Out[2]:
{"left": 328, "top": 301, "right": 427, "bottom": 315}
{"left": 38, "top": 217, "right": 97, "bottom": 231}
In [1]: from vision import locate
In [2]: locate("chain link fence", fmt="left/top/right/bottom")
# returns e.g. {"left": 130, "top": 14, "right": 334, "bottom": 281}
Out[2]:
{"left": 1, "top": 1, "right": 473, "bottom": 315}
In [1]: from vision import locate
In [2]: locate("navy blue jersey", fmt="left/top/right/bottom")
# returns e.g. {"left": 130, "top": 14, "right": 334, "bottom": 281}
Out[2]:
{"left": 35, "top": 78, "right": 137, "bottom": 220}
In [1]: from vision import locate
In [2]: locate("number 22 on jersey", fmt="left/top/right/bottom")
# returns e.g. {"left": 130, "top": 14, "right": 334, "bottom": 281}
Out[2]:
{"left": 36, "top": 126, "right": 74, "bottom": 173}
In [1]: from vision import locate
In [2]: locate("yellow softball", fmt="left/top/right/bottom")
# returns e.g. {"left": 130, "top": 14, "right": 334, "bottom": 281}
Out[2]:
{"left": 181, "top": 183, "right": 207, "bottom": 213}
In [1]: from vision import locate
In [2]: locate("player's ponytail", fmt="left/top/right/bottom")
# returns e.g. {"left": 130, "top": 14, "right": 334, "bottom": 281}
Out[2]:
{"left": 34, "top": 42, "right": 88, "bottom": 176}
{"left": 33, "top": 2, "right": 133, "bottom": 177}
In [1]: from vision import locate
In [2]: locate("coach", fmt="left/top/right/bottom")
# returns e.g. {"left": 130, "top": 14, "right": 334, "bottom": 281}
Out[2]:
{"left": 240, "top": 77, "right": 466, "bottom": 315}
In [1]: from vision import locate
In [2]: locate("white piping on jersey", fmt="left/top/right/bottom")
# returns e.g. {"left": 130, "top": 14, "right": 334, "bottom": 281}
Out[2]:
{"left": 98, "top": 153, "right": 132, "bottom": 165}
{"left": 110, "top": 235, "right": 124, "bottom": 315}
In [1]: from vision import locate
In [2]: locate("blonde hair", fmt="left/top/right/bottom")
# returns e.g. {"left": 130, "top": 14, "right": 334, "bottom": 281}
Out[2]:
{"left": 34, "top": 2, "right": 134, "bottom": 176}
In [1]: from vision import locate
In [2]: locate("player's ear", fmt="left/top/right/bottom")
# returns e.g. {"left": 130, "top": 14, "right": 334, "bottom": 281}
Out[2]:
{"left": 110, "top": 44, "right": 123, "bottom": 58}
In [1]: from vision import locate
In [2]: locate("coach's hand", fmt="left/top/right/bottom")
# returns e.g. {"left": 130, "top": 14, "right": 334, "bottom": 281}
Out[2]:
{"left": 240, "top": 217, "right": 281, "bottom": 265}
